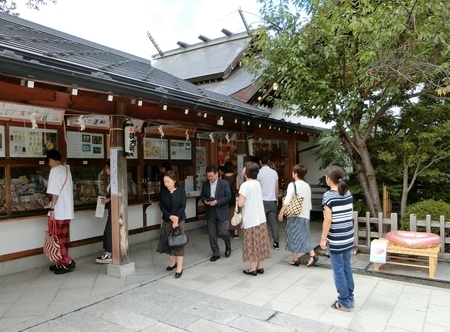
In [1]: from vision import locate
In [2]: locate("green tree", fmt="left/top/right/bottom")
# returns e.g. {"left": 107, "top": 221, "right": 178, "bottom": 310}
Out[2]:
{"left": 0, "top": 0, "right": 56, "bottom": 16}
{"left": 374, "top": 99, "right": 450, "bottom": 215}
{"left": 246, "top": 0, "right": 450, "bottom": 216}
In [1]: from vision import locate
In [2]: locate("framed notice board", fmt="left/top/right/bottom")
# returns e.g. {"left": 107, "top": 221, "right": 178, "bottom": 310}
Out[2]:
{"left": 170, "top": 139, "right": 192, "bottom": 160}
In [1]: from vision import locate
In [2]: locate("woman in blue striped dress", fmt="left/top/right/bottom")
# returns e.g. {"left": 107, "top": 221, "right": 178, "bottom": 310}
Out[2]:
{"left": 278, "top": 164, "right": 318, "bottom": 267}
{"left": 320, "top": 165, "right": 355, "bottom": 312}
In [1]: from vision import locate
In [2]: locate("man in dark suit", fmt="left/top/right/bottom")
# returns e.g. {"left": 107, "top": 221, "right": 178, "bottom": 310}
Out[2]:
{"left": 201, "top": 165, "right": 232, "bottom": 261}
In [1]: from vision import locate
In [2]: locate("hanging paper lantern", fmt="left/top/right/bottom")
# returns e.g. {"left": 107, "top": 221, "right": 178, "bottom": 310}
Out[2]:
{"left": 124, "top": 119, "right": 136, "bottom": 157}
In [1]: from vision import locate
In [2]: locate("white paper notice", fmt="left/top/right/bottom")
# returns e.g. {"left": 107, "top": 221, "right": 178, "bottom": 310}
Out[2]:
{"left": 95, "top": 196, "right": 105, "bottom": 218}
{"left": 110, "top": 149, "right": 119, "bottom": 194}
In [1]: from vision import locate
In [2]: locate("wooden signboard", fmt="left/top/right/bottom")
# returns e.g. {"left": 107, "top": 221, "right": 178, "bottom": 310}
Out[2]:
{"left": 0, "top": 102, "right": 64, "bottom": 124}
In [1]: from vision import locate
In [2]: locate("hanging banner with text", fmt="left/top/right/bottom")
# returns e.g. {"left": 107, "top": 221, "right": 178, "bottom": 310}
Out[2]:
{"left": 0, "top": 102, "right": 64, "bottom": 124}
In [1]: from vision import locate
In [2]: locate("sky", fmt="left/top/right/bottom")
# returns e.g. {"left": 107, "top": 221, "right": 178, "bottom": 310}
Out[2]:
{"left": 17, "top": 0, "right": 263, "bottom": 60}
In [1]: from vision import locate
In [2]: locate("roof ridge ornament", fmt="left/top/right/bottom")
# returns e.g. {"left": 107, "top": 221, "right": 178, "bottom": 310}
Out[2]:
{"left": 177, "top": 41, "right": 189, "bottom": 48}
{"left": 221, "top": 29, "right": 232, "bottom": 36}
{"left": 198, "top": 35, "right": 210, "bottom": 42}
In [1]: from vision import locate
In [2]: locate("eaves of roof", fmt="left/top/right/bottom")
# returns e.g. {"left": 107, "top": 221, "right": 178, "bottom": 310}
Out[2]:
{"left": 200, "top": 65, "right": 257, "bottom": 97}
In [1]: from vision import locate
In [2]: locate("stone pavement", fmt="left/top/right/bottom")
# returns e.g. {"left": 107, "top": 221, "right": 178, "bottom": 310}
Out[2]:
{"left": 1, "top": 221, "right": 450, "bottom": 332}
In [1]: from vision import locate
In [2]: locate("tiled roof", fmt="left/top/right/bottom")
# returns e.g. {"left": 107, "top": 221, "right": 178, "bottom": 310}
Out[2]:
{"left": 199, "top": 65, "right": 255, "bottom": 96}
{"left": 0, "top": 12, "right": 269, "bottom": 118}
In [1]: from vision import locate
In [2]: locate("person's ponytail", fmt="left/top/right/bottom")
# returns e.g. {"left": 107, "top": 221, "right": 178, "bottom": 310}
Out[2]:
{"left": 325, "top": 165, "right": 348, "bottom": 196}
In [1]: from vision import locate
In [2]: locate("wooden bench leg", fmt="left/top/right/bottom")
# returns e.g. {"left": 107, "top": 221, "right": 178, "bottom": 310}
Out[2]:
{"left": 429, "top": 257, "right": 437, "bottom": 278}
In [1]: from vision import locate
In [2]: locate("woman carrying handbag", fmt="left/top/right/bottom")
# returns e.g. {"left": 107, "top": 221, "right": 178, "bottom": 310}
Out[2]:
{"left": 222, "top": 161, "right": 240, "bottom": 239}
{"left": 237, "top": 161, "right": 272, "bottom": 276}
{"left": 278, "top": 164, "right": 318, "bottom": 267}
{"left": 96, "top": 160, "right": 113, "bottom": 264}
{"left": 157, "top": 170, "right": 187, "bottom": 278}
{"left": 46, "top": 149, "right": 76, "bottom": 275}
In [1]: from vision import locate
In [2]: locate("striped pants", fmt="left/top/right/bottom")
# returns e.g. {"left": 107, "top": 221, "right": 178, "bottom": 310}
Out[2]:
{"left": 54, "top": 219, "right": 72, "bottom": 265}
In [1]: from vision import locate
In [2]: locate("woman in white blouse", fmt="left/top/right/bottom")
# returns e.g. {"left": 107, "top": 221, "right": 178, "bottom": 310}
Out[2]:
{"left": 278, "top": 164, "right": 318, "bottom": 267}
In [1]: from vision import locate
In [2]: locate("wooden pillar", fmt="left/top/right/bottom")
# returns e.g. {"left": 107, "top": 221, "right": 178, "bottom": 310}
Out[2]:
{"left": 284, "top": 138, "right": 296, "bottom": 181}
{"left": 108, "top": 101, "right": 135, "bottom": 277}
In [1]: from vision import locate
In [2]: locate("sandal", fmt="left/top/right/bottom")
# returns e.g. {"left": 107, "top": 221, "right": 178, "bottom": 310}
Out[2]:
{"left": 331, "top": 300, "right": 350, "bottom": 312}
{"left": 289, "top": 260, "right": 300, "bottom": 266}
{"left": 306, "top": 255, "right": 318, "bottom": 267}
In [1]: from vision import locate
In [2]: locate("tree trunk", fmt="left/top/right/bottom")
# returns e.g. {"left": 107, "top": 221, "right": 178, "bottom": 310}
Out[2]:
{"left": 354, "top": 132, "right": 381, "bottom": 213}
{"left": 339, "top": 128, "right": 382, "bottom": 217}
{"left": 400, "top": 164, "right": 409, "bottom": 216}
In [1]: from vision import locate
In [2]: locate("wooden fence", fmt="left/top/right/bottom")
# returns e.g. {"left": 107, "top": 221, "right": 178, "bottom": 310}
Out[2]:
{"left": 353, "top": 212, "right": 450, "bottom": 254}
{"left": 353, "top": 211, "right": 397, "bottom": 253}
{"left": 409, "top": 214, "right": 450, "bottom": 254}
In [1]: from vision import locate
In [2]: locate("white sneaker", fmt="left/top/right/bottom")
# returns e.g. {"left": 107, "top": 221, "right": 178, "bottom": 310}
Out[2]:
{"left": 95, "top": 253, "right": 112, "bottom": 264}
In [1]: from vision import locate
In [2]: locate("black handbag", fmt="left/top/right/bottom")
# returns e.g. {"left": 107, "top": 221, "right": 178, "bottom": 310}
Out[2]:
{"left": 168, "top": 227, "right": 189, "bottom": 247}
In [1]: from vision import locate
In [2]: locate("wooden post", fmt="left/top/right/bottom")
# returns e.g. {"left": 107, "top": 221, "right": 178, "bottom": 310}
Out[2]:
{"left": 391, "top": 213, "right": 398, "bottom": 231}
{"left": 236, "top": 132, "right": 248, "bottom": 155}
{"left": 382, "top": 184, "right": 392, "bottom": 218}
{"left": 377, "top": 212, "right": 383, "bottom": 238}
{"left": 353, "top": 211, "right": 359, "bottom": 250}
{"left": 440, "top": 215, "right": 445, "bottom": 254}
{"left": 425, "top": 215, "right": 432, "bottom": 233}
{"left": 410, "top": 214, "right": 417, "bottom": 231}
{"left": 107, "top": 101, "right": 135, "bottom": 277}
{"left": 365, "top": 212, "right": 371, "bottom": 247}
{"left": 285, "top": 138, "right": 296, "bottom": 183}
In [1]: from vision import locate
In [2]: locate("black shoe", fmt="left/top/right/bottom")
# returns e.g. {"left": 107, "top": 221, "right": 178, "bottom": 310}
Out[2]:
{"left": 54, "top": 265, "right": 71, "bottom": 275}
{"left": 225, "top": 249, "right": 231, "bottom": 257}
{"left": 273, "top": 242, "right": 280, "bottom": 250}
{"left": 243, "top": 269, "right": 257, "bottom": 276}
{"left": 306, "top": 255, "right": 319, "bottom": 267}
{"left": 66, "top": 260, "right": 76, "bottom": 270}
{"left": 166, "top": 263, "right": 177, "bottom": 271}
{"left": 51, "top": 260, "right": 75, "bottom": 272}
{"left": 175, "top": 270, "right": 183, "bottom": 278}
{"left": 256, "top": 268, "right": 264, "bottom": 274}
{"left": 210, "top": 255, "right": 220, "bottom": 262}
